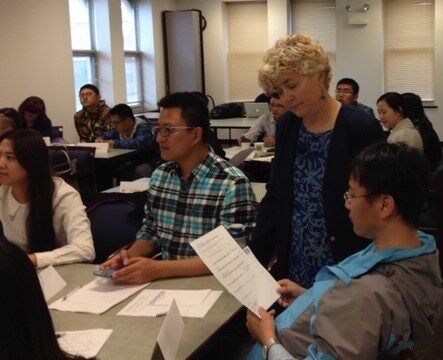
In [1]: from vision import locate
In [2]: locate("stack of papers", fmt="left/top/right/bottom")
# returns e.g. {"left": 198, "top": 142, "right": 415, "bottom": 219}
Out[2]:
{"left": 49, "top": 278, "right": 149, "bottom": 314}
{"left": 57, "top": 328, "right": 113, "bottom": 359}
{"left": 118, "top": 289, "right": 222, "bottom": 318}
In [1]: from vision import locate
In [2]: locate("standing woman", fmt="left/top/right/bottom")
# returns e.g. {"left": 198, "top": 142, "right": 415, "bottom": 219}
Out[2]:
{"left": 0, "top": 241, "right": 95, "bottom": 360}
{"left": 377, "top": 92, "right": 423, "bottom": 151}
{"left": 250, "top": 34, "right": 384, "bottom": 287}
{"left": 0, "top": 130, "right": 95, "bottom": 268}
{"left": 18, "top": 96, "right": 53, "bottom": 138}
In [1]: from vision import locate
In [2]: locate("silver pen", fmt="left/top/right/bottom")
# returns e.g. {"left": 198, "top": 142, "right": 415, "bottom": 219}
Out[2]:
{"left": 62, "top": 286, "right": 82, "bottom": 301}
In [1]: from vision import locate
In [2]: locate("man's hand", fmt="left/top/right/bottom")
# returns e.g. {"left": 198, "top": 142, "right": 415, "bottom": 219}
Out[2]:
{"left": 112, "top": 257, "right": 163, "bottom": 284}
{"left": 277, "top": 279, "right": 307, "bottom": 308}
{"left": 238, "top": 134, "right": 250, "bottom": 145}
{"left": 100, "top": 249, "right": 130, "bottom": 270}
{"left": 246, "top": 307, "right": 277, "bottom": 344}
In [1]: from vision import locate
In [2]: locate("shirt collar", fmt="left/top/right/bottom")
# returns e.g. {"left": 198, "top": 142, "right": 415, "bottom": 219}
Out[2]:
{"left": 165, "top": 152, "right": 216, "bottom": 181}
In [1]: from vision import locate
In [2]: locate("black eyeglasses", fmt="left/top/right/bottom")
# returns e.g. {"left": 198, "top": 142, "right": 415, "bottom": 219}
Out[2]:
{"left": 152, "top": 126, "right": 195, "bottom": 137}
{"left": 343, "top": 191, "right": 371, "bottom": 201}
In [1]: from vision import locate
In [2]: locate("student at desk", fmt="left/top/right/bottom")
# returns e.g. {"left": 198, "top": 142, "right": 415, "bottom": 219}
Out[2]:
{"left": 0, "top": 130, "right": 95, "bottom": 268}
{"left": 238, "top": 96, "right": 287, "bottom": 147}
{"left": 246, "top": 143, "right": 443, "bottom": 360}
{"left": 101, "top": 92, "right": 257, "bottom": 284}
{"left": 0, "top": 241, "right": 95, "bottom": 360}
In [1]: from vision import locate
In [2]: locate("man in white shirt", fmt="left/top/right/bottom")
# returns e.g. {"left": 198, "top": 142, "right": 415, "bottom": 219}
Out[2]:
{"left": 238, "top": 97, "right": 287, "bottom": 147}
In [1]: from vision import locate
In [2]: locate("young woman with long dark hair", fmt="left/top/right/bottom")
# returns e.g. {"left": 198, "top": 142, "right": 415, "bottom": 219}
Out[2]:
{"left": 18, "top": 96, "right": 53, "bottom": 138}
{"left": 0, "top": 240, "right": 95, "bottom": 360}
{"left": 0, "top": 130, "right": 95, "bottom": 268}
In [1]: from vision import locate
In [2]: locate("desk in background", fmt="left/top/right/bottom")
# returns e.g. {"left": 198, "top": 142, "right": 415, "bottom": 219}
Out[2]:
{"left": 210, "top": 117, "right": 257, "bottom": 143}
{"left": 50, "top": 264, "right": 242, "bottom": 360}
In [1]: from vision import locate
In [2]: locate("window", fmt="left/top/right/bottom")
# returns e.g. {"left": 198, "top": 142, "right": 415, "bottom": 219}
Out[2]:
{"left": 384, "top": 0, "right": 434, "bottom": 101}
{"left": 226, "top": 2, "right": 268, "bottom": 101}
{"left": 69, "top": 0, "right": 96, "bottom": 110}
{"left": 291, "top": 0, "right": 336, "bottom": 92}
{"left": 121, "top": 0, "right": 143, "bottom": 106}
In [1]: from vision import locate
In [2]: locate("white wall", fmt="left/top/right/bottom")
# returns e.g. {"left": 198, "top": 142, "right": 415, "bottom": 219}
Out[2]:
{"left": 1, "top": 0, "right": 442, "bottom": 139}
{"left": 0, "top": 0, "right": 77, "bottom": 141}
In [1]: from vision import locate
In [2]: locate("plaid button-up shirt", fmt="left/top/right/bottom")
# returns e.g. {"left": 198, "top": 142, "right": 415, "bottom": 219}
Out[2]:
{"left": 136, "top": 152, "right": 257, "bottom": 259}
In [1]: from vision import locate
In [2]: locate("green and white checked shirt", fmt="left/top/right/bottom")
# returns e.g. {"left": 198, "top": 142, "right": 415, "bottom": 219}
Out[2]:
{"left": 136, "top": 152, "right": 257, "bottom": 259}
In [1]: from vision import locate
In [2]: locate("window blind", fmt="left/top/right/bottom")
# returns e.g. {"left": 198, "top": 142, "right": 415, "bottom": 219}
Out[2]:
{"left": 384, "top": 0, "right": 434, "bottom": 100}
{"left": 226, "top": 2, "right": 268, "bottom": 101}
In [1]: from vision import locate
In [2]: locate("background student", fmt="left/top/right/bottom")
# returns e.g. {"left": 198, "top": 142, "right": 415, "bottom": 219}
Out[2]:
{"left": 0, "top": 130, "right": 95, "bottom": 268}
{"left": 18, "top": 96, "right": 53, "bottom": 139}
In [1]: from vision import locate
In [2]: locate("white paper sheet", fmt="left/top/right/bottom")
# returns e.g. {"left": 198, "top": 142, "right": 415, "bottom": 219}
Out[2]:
{"left": 49, "top": 277, "right": 149, "bottom": 314}
{"left": 57, "top": 328, "right": 113, "bottom": 359}
{"left": 117, "top": 289, "right": 222, "bottom": 318}
{"left": 38, "top": 265, "right": 67, "bottom": 302}
{"left": 119, "top": 180, "right": 149, "bottom": 193}
{"left": 190, "top": 226, "right": 280, "bottom": 316}
{"left": 157, "top": 300, "right": 184, "bottom": 360}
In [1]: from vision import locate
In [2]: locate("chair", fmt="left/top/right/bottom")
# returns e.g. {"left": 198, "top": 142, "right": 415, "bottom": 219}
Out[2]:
{"left": 87, "top": 199, "right": 142, "bottom": 263}
{"left": 48, "top": 146, "right": 96, "bottom": 202}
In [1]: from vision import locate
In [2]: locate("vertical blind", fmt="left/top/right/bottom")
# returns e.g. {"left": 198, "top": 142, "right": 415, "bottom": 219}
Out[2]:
{"left": 291, "top": 0, "right": 336, "bottom": 91}
{"left": 226, "top": 2, "right": 268, "bottom": 101}
{"left": 384, "top": 0, "right": 434, "bottom": 101}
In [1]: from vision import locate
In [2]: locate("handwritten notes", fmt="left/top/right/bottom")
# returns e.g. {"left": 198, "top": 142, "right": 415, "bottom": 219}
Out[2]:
{"left": 118, "top": 289, "right": 222, "bottom": 318}
{"left": 190, "top": 226, "right": 279, "bottom": 316}
{"left": 49, "top": 278, "right": 149, "bottom": 314}
{"left": 57, "top": 328, "right": 112, "bottom": 359}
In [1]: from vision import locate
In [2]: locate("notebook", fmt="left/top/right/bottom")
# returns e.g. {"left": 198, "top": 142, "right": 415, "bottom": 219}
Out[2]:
{"left": 244, "top": 102, "right": 270, "bottom": 118}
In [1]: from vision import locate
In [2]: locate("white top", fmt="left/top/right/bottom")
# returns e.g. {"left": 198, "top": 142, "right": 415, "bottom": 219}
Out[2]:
{"left": 243, "top": 112, "right": 276, "bottom": 142}
{"left": 0, "top": 177, "right": 95, "bottom": 268}
{"left": 388, "top": 118, "right": 423, "bottom": 151}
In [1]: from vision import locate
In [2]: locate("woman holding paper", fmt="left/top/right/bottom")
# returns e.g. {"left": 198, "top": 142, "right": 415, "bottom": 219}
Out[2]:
{"left": 0, "top": 130, "right": 95, "bottom": 268}
{"left": 0, "top": 241, "right": 95, "bottom": 360}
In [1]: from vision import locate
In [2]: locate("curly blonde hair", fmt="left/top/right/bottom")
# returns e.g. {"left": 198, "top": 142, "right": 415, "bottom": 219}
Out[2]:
{"left": 258, "top": 34, "right": 332, "bottom": 91}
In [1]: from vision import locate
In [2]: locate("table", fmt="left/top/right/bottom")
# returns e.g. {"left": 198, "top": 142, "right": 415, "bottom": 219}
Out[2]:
{"left": 210, "top": 118, "right": 257, "bottom": 141}
{"left": 94, "top": 149, "right": 138, "bottom": 191}
{"left": 50, "top": 264, "right": 242, "bottom": 360}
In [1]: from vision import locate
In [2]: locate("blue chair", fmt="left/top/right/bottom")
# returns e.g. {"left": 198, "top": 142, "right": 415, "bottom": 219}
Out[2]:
{"left": 87, "top": 199, "right": 142, "bottom": 264}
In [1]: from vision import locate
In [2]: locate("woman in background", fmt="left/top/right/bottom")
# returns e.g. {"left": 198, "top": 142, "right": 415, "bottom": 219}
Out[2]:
{"left": 0, "top": 130, "right": 95, "bottom": 268}
{"left": 402, "top": 92, "right": 442, "bottom": 170}
{"left": 377, "top": 92, "right": 423, "bottom": 151}
{"left": 0, "top": 241, "right": 95, "bottom": 360}
{"left": 18, "top": 96, "right": 53, "bottom": 138}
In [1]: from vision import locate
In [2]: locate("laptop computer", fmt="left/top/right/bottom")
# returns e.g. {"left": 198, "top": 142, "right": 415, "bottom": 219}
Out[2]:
{"left": 244, "top": 102, "right": 270, "bottom": 118}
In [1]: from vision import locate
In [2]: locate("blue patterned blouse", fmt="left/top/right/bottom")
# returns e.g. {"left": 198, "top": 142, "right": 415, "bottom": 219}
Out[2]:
{"left": 289, "top": 124, "right": 335, "bottom": 288}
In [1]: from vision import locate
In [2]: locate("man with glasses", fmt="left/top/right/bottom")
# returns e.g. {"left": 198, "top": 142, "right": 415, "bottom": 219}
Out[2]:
{"left": 100, "top": 92, "right": 257, "bottom": 284}
{"left": 96, "top": 103, "right": 160, "bottom": 179}
{"left": 246, "top": 142, "right": 443, "bottom": 360}
{"left": 335, "top": 78, "right": 376, "bottom": 118}
{"left": 74, "top": 84, "right": 111, "bottom": 142}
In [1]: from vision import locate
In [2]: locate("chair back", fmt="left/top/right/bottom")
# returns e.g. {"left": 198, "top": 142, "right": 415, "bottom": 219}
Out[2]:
{"left": 87, "top": 199, "right": 142, "bottom": 263}
{"left": 48, "top": 146, "right": 96, "bottom": 201}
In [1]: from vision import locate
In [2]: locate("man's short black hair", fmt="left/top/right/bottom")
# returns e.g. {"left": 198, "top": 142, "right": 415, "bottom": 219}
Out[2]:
{"left": 351, "top": 142, "right": 430, "bottom": 226}
{"left": 157, "top": 92, "right": 210, "bottom": 143}
{"left": 337, "top": 78, "right": 359, "bottom": 94}
{"left": 79, "top": 84, "right": 100, "bottom": 95}
{"left": 110, "top": 103, "right": 135, "bottom": 121}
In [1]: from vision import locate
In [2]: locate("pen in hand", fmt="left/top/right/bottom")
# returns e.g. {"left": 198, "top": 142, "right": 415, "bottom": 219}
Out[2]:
{"left": 62, "top": 286, "right": 82, "bottom": 301}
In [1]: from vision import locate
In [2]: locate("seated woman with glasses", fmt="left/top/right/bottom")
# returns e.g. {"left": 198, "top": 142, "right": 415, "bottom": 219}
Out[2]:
{"left": 0, "top": 241, "right": 95, "bottom": 360}
{"left": 0, "top": 130, "right": 95, "bottom": 268}
{"left": 246, "top": 142, "right": 443, "bottom": 360}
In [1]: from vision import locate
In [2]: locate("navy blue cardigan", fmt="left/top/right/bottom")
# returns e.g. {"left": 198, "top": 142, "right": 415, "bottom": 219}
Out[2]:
{"left": 250, "top": 105, "right": 385, "bottom": 280}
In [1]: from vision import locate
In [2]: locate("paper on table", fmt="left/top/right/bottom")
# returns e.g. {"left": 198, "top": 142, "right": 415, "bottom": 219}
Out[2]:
{"left": 38, "top": 265, "right": 67, "bottom": 302}
{"left": 57, "top": 328, "right": 112, "bottom": 359}
{"left": 190, "top": 226, "right": 280, "bottom": 316}
{"left": 49, "top": 277, "right": 149, "bottom": 314}
{"left": 119, "top": 180, "right": 149, "bottom": 193}
{"left": 117, "top": 289, "right": 222, "bottom": 318}
{"left": 76, "top": 142, "right": 109, "bottom": 154}
{"left": 157, "top": 299, "right": 184, "bottom": 360}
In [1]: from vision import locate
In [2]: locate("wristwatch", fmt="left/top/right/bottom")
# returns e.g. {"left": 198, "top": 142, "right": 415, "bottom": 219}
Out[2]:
{"left": 262, "top": 337, "right": 279, "bottom": 359}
